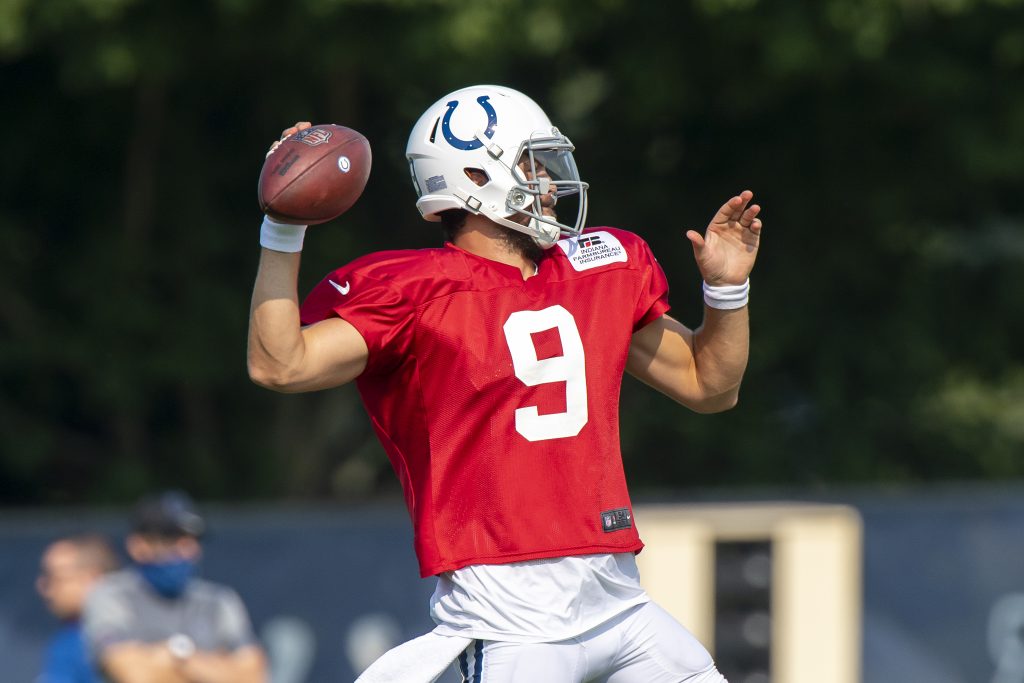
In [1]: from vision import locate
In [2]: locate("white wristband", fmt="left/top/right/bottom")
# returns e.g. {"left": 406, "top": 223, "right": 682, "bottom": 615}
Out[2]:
{"left": 703, "top": 279, "right": 750, "bottom": 310}
{"left": 260, "top": 216, "right": 308, "bottom": 253}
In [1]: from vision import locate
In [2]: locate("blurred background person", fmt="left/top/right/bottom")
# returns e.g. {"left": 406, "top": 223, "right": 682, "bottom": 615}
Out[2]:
{"left": 82, "top": 490, "right": 267, "bottom": 683}
{"left": 37, "top": 533, "right": 120, "bottom": 683}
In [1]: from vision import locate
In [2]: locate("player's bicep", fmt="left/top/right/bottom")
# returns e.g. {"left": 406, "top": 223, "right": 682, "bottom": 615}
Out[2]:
{"left": 284, "top": 317, "right": 368, "bottom": 392}
{"left": 626, "top": 314, "right": 703, "bottom": 407}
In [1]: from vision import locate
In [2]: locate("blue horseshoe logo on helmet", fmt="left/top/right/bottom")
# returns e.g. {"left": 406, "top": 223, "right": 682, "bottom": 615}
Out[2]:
{"left": 441, "top": 95, "right": 498, "bottom": 151}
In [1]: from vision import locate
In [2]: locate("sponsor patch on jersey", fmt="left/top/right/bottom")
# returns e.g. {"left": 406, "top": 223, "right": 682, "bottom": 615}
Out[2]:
{"left": 558, "top": 231, "right": 628, "bottom": 271}
{"left": 601, "top": 507, "right": 633, "bottom": 532}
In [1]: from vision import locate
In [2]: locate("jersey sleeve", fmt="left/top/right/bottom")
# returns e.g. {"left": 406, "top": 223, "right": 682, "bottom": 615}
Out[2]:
{"left": 632, "top": 236, "right": 671, "bottom": 331}
{"left": 80, "top": 579, "right": 136, "bottom": 656}
{"left": 213, "top": 587, "right": 259, "bottom": 651}
{"left": 40, "top": 628, "right": 89, "bottom": 683}
{"left": 299, "top": 261, "right": 416, "bottom": 375}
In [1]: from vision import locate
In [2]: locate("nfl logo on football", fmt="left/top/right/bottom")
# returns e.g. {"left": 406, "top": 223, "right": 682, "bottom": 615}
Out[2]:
{"left": 295, "top": 128, "right": 334, "bottom": 147}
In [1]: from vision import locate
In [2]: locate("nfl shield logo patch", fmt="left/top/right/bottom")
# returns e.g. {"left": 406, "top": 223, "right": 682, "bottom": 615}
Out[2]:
{"left": 295, "top": 128, "right": 333, "bottom": 146}
{"left": 601, "top": 508, "right": 632, "bottom": 532}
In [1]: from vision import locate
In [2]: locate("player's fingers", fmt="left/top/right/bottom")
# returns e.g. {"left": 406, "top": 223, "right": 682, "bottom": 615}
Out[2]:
{"left": 711, "top": 199, "right": 736, "bottom": 225}
{"left": 279, "top": 122, "right": 312, "bottom": 140}
{"left": 686, "top": 229, "right": 705, "bottom": 251}
{"left": 713, "top": 192, "right": 748, "bottom": 225}
{"left": 740, "top": 204, "right": 761, "bottom": 227}
{"left": 729, "top": 191, "right": 755, "bottom": 221}
{"left": 270, "top": 121, "right": 313, "bottom": 156}
{"left": 730, "top": 190, "right": 754, "bottom": 222}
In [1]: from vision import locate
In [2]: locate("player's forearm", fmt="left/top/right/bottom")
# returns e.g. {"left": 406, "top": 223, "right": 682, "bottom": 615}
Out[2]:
{"left": 101, "top": 645, "right": 189, "bottom": 683}
{"left": 177, "top": 647, "right": 267, "bottom": 683}
{"left": 247, "top": 248, "right": 307, "bottom": 390}
{"left": 691, "top": 305, "right": 750, "bottom": 412}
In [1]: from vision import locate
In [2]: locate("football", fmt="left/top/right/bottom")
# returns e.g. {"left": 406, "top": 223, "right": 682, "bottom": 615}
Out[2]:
{"left": 258, "top": 124, "right": 372, "bottom": 225}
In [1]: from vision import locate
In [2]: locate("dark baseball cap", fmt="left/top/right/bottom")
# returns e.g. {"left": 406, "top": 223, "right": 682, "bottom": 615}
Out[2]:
{"left": 131, "top": 490, "right": 206, "bottom": 538}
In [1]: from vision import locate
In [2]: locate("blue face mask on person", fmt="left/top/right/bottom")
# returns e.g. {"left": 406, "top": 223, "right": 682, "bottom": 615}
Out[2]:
{"left": 137, "top": 558, "right": 197, "bottom": 598}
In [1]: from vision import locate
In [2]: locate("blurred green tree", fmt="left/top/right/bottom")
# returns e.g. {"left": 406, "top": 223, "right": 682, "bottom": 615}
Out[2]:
{"left": 1, "top": 0, "right": 1022, "bottom": 504}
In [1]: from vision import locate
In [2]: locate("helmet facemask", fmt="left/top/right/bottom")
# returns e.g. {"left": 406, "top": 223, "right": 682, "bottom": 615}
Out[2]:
{"left": 493, "top": 131, "right": 589, "bottom": 248}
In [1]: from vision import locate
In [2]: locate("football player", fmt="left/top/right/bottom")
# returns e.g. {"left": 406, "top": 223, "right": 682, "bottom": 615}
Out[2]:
{"left": 248, "top": 85, "right": 762, "bottom": 682}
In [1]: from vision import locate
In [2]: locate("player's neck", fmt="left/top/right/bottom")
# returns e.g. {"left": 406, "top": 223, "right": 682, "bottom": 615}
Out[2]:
{"left": 454, "top": 216, "right": 540, "bottom": 280}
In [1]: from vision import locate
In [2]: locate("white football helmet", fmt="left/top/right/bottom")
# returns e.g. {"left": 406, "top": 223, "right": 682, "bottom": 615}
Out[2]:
{"left": 406, "top": 85, "right": 588, "bottom": 247}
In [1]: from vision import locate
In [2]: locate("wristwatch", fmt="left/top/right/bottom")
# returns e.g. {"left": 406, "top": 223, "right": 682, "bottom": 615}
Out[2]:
{"left": 167, "top": 633, "right": 196, "bottom": 661}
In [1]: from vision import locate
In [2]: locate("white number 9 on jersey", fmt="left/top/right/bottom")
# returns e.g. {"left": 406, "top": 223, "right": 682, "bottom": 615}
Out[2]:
{"left": 502, "top": 305, "right": 588, "bottom": 441}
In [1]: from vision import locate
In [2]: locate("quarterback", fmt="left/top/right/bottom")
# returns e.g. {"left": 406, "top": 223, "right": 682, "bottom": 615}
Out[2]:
{"left": 248, "top": 85, "right": 762, "bottom": 682}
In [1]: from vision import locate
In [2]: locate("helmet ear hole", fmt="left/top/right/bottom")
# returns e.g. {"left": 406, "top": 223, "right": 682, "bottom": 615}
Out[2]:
{"left": 464, "top": 168, "right": 489, "bottom": 187}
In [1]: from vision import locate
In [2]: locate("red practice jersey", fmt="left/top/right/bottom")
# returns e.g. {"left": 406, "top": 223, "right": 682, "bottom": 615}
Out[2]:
{"left": 300, "top": 228, "right": 671, "bottom": 577}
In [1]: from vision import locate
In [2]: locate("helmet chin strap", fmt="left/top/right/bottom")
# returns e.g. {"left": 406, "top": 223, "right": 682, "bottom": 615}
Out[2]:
{"left": 489, "top": 213, "right": 561, "bottom": 248}
{"left": 529, "top": 217, "right": 561, "bottom": 248}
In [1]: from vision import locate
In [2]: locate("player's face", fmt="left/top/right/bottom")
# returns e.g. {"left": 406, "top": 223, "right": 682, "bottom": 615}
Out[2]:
{"left": 516, "top": 153, "right": 558, "bottom": 218}
{"left": 36, "top": 543, "right": 98, "bottom": 619}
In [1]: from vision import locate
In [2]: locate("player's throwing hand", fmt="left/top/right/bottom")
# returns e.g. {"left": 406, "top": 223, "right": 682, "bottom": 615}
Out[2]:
{"left": 266, "top": 121, "right": 312, "bottom": 157}
{"left": 686, "top": 190, "right": 762, "bottom": 287}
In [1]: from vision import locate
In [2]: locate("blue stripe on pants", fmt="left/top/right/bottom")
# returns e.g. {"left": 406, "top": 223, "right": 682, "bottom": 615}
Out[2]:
{"left": 458, "top": 640, "right": 484, "bottom": 682}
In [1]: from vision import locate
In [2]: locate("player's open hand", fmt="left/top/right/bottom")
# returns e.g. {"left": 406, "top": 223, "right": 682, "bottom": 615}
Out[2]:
{"left": 266, "top": 121, "right": 312, "bottom": 157}
{"left": 686, "top": 190, "right": 762, "bottom": 286}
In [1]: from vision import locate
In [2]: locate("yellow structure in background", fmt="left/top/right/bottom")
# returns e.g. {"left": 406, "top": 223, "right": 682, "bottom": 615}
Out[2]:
{"left": 635, "top": 503, "right": 863, "bottom": 683}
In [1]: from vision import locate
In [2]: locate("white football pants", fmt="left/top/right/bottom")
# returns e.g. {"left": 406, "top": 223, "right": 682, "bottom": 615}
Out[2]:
{"left": 455, "top": 602, "right": 727, "bottom": 683}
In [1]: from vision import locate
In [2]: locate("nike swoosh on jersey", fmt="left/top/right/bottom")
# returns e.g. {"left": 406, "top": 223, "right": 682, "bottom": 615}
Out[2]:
{"left": 329, "top": 279, "right": 351, "bottom": 295}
